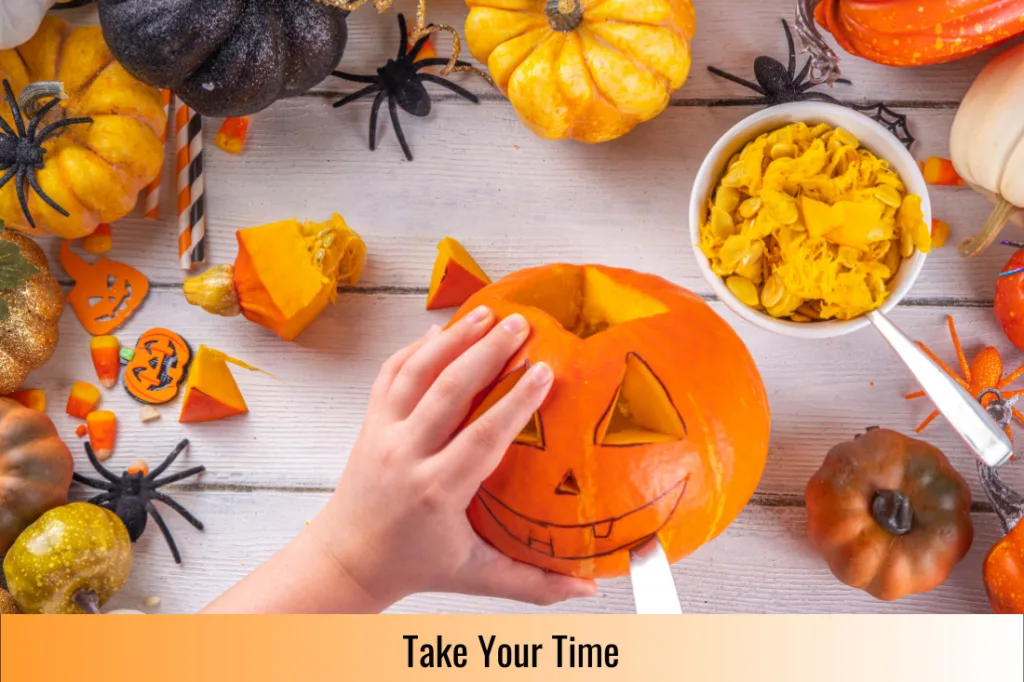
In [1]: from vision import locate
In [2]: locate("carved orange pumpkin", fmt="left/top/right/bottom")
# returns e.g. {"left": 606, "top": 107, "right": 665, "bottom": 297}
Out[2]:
{"left": 454, "top": 264, "right": 771, "bottom": 578}
{"left": 814, "top": 0, "right": 1024, "bottom": 67}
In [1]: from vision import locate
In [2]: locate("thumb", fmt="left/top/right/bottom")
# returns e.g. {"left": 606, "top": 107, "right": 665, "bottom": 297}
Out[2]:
{"left": 458, "top": 546, "right": 597, "bottom": 607}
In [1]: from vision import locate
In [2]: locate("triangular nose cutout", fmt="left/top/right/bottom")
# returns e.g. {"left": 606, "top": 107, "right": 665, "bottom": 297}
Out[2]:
{"left": 556, "top": 469, "right": 581, "bottom": 496}
{"left": 596, "top": 352, "right": 686, "bottom": 446}
{"left": 464, "top": 363, "right": 545, "bottom": 449}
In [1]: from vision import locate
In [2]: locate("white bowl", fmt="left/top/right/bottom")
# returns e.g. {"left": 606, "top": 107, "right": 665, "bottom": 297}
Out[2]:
{"left": 688, "top": 102, "right": 931, "bottom": 339}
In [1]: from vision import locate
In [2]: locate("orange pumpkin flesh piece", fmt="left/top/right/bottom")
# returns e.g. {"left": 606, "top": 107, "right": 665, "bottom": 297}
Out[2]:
{"left": 232, "top": 214, "right": 365, "bottom": 341}
{"left": 179, "top": 346, "right": 261, "bottom": 424}
{"left": 453, "top": 264, "right": 770, "bottom": 578}
{"left": 426, "top": 237, "right": 491, "bottom": 310}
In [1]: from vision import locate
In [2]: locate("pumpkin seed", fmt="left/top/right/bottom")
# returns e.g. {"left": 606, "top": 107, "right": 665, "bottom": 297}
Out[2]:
{"left": 770, "top": 143, "right": 797, "bottom": 160}
{"left": 726, "top": 275, "right": 760, "bottom": 307}
{"left": 764, "top": 193, "right": 799, "bottom": 224}
{"left": 873, "top": 184, "right": 902, "bottom": 208}
{"left": 789, "top": 313, "right": 812, "bottom": 323}
{"left": 718, "top": 234, "right": 751, "bottom": 271}
{"left": 900, "top": 229, "right": 914, "bottom": 258}
{"left": 738, "top": 197, "right": 762, "bottom": 219}
{"left": 760, "top": 274, "right": 785, "bottom": 308}
{"left": 710, "top": 206, "right": 736, "bottom": 240}
{"left": 714, "top": 186, "right": 741, "bottom": 213}
{"left": 315, "top": 248, "right": 326, "bottom": 265}
{"left": 833, "top": 128, "right": 860, "bottom": 148}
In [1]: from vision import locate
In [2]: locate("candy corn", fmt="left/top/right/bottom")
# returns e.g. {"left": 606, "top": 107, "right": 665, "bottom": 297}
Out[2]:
{"left": 82, "top": 223, "right": 113, "bottom": 254}
{"left": 215, "top": 116, "right": 251, "bottom": 154}
{"left": 127, "top": 458, "right": 149, "bottom": 475}
{"left": 932, "top": 219, "right": 951, "bottom": 248}
{"left": 75, "top": 424, "right": 87, "bottom": 438}
{"left": 139, "top": 405, "right": 160, "bottom": 423}
{"left": 922, "top": 157, "right": 965, "bottom": 186}
{"left": 90, "top": 335, "right": 121, "bottom": 388}
{"left": 86, "top": 410, "right": 117, "bottom": 461}
{"left": 66, "top": 381, "right": 101, "bottom": 419}
{"left": 5, "top": 389, "right": 45, "bottom": 412}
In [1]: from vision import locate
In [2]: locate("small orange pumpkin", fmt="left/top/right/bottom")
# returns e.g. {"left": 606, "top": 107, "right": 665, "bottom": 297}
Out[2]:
{"left": 813, "top": 0, "right": 1024, "bottom": 67}
{"left": 806, "top": 428, "right": 974, "bottom": 601}
{"left": 0, "top": 396, "right": 73, "bottom": 553}
{"left": 453, "top": 264, "right": 770, "bottom": 578}
{"left": 977, "top": 462, "right": 1024, "bottom": 614}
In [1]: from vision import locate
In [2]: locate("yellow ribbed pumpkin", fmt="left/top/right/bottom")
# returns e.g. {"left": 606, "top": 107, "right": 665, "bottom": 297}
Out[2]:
{"left": 465, "top": 0, "right": 695, "bottom": 143}
{"left": 0, "top": 17, "right": 166, "bottom": 239}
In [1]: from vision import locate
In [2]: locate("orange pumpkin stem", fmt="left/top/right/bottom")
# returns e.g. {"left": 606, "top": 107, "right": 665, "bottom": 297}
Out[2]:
{"left": 89, "top": 335, "right": 121, "bottom": 388}
{"left": 66, "top": 382, "right": 101, "bottom": 419}
{"left": 86, "top": 410, "right": 117, "bottom": 461}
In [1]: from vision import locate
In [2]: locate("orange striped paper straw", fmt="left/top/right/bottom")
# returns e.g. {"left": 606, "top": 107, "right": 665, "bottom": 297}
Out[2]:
{"left": 175, "top": 95, "right": 206, "bottom": 269}
{"left": 144, "top": 89, "right": 172, "bottom": 220}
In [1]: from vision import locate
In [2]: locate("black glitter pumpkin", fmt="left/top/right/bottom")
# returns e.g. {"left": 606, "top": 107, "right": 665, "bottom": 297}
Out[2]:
{"left": 97, "top": 0, "right": 349, "bottom": 117}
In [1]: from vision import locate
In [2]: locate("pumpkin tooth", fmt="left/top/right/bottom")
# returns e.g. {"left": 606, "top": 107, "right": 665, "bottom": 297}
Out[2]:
{"left": 592, "top": 521, "right": 613, "bottom": 539}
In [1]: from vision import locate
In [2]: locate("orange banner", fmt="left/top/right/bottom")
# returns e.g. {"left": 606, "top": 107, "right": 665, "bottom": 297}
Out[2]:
{"left": 2, "top": 614, "right": 1022, "bottom": 681}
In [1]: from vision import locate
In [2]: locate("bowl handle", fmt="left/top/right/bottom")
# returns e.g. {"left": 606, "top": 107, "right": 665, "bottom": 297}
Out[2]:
{"left": 868, "top": 311, "right": 1013, "bottom": 467}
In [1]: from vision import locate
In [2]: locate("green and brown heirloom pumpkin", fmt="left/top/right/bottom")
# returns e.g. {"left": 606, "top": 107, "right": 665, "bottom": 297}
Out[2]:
{"left": 806, "top": 428, "right": 973, "bottom": 601}
{"left": 0, "top": 229, "right": 62, "bottom": 395}
{"left": 0, "top": 396, "right": 74, "bottom": 553}
{"left": 98, "top": 0, "right": 349, "bottom": 117}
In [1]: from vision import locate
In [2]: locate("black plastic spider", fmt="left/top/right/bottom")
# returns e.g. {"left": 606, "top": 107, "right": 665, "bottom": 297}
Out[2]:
{"left": 0, "top": 79, "right": 92, "bottom": 229}
{"left": 331, "top": 13, "right": 479, "bottom": 161}
{"left": 73, "top": 438, "right": 205, "bottom": 565}
{"left": 707, "top": 20, "right": 915, "bottom": 149}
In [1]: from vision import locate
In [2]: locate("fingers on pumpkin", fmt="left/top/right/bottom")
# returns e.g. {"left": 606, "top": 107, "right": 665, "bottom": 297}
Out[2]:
{"left": 89, "top": 335, "right": 120, "bottom": 388}
{"left": 413, "top": 315, "right": 536, "bottom": 447}
{"left": 387, "top": 306, "right": 496, "bottom": 416}
{"left": 66, "top": 381, "right": 100, "bottom": 419}
{"left": 461, "top": 550, "right": 596, "bottom": 605}
{"left": 86, "top": 410, "right": 117, "bottom": 461}
{"left": 5, "top": 389, "right": 46, "bottom": 412}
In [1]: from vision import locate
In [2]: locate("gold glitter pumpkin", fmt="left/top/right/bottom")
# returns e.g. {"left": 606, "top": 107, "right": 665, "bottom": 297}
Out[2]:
{"left": 0, "top": 229, "right": 63, "bottom": 394}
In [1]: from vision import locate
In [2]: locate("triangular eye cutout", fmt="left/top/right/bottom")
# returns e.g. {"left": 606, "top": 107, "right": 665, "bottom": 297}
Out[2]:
{"left": 465, "top": 364, "right": 545, "bottom": 449}
{"left": 595, "top": 352, "right": 686, "bottom": 446}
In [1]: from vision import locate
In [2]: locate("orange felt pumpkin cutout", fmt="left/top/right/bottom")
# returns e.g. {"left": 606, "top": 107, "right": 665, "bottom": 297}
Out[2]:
{"left": 60, "top": 241, "right": 150, "bottom": 335}
{"left": 123, "top": 329, "right": 192, "bottom": 405}
{"left": 454, "top": 264, "right": 770, "bottom": 578}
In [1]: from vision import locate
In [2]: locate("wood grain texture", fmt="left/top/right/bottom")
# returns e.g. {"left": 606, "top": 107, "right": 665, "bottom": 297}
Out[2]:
{"left": 30, "top": 291, "right": 1024, "bottom": 499}
{"left": 96, "top": 489, "right": 1004, "bottom": 615}
{"left": 10, "top": 1, "right": 1023, "bottom": 614}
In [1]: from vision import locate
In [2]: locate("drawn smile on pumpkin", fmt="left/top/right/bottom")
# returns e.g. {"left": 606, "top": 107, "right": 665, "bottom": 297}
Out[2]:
{"left": 476, "top": 477, "right": 688, "bottom": 561}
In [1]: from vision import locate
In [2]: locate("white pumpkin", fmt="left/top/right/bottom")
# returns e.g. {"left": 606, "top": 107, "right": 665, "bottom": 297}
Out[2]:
{"left": 950, "top": 42, "right": 1024, "bottom": 257}
{"left": 0, "top": 0, "right": 57, "bottom": 49}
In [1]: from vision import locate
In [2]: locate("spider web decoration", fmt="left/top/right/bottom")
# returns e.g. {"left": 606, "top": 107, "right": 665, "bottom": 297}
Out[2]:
{"left": 707, "top": 20, "right": 916, "bottom": 151}
{"left": 852, "top": 103, "right": 914, "bottom": 150}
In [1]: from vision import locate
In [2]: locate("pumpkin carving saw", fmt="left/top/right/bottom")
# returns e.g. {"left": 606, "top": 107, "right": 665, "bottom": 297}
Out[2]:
{"left": 453, "top": 265, "right": 770, "bottom": 578}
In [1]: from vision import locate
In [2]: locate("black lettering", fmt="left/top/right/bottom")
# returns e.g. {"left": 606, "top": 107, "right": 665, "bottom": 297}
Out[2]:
{"left": 453, "top": 644, "right": 467, "bottom": 668}
{"left": 552, "top": 635, "right": 568, "bottom": 667}
{"left": 478, "top": 635, "right": 496, "bottom": 668}
{"left": 606, "top": 644, "right": 619, "bottom": 668}
{"left": 404, "top": 636, "right": 417, "bottom": 668}
{"left": 419, "top": 643, "right": 433, "bottom": 669}
{"left": 578, "top": 643, "right": 599, "bottom": 668}
{"left": 435, "top": 635, "right": 453, "bottom": 667}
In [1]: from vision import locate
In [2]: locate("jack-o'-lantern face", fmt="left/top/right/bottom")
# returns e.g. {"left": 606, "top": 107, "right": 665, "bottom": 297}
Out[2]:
{"left": 455, "top": 265, "right": 770, "bottom": 579}
{"left": 124, "top": 329, "right": 193, "bottom": 405}
{"left": 59, "top": 242, "right": 150, "bottom": 336}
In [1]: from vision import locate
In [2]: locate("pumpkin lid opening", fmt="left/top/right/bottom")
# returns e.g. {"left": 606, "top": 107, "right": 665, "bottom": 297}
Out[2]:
{"left": 597, "top": 352, "right": 686, "bottom": 446}
{"left": 505, "top": 266, "right": 669, "bottom": 340}
{"left": 466, "top": 364, "right": 545, "bottom": 448}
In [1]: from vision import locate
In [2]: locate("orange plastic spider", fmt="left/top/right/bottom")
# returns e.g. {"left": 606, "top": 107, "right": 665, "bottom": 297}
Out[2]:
{"left": 905, "top": 315, "right": 1024, "bottom": 442}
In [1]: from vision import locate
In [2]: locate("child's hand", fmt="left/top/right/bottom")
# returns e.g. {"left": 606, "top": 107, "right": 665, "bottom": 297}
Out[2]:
{"left": 307, "top": 307, "right": 597, "bottom": 609}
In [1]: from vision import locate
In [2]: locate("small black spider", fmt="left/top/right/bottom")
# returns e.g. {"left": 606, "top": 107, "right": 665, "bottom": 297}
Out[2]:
{"left": 73, "top": 438, "right": 205, "bottom": 565}
{"left": 708, "top": 20, "right": 915, "bottom": 149}
{"left": 331, "top": 13, "right": 479, "bottom": 161}
{"left": 0, "top": 79, "right": 92, "bottom": 229}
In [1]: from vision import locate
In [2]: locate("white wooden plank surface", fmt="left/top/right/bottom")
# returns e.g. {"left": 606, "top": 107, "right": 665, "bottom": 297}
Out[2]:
{"left": 9, "top": 1, "right": 1024, "bottom": 614}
